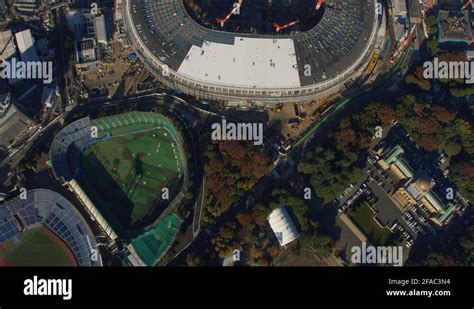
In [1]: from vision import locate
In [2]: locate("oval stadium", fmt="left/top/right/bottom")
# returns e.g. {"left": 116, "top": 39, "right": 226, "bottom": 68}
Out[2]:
{"left": 124, "top": 0, "right": 378, "bottom": 102}
{"left": 0, "top": 189, "right": 101, "bottom": 266}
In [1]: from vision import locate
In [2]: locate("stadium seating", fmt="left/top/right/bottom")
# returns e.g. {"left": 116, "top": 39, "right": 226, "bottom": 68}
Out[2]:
{"left": 0, "top": 189, "right": 102, "bottom": 266}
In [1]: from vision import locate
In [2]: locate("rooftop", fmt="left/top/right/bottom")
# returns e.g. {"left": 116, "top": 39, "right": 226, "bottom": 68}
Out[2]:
{"left": 14, "top": 29, "right": 39, "bottom": 62}
{"left": 267, "top": 207, "right": 300, "bottom": 247}
{"left": 0, "top": 30, "right": 17, "bottom": 61}
{"left": 438, "top": 10, "right": 473, "bottom": 43}
{"left": 177, "top": 37, "right": 300, "bottom": 88}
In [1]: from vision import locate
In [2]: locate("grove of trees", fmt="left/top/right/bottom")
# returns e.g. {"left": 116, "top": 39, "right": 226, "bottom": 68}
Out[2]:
{"left": 201, "top": 139, "right": 272, "bottom": 225}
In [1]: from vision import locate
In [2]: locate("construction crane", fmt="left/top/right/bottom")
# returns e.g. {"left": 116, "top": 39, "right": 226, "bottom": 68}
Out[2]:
{"left": 316, "top": 0, "right": 324, "bottom": 10}
{"left": 390, "top": 25, "right": 416, "bottom": 63}
{"left": 462, "top": 0, "right": 472, "bottom": 10}
{"left": 216, "top": 0, "right": 243, "bottom": 27}
{"left": 273, "top": 20, "right": 300, "bottom": 32}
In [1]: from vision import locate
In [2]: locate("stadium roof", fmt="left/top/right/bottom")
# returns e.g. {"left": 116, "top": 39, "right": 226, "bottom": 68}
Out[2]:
{"left": 267, "top": 207, "right": 300, "bottom": 247}
{"left": 178, "top": 37, "right": 300, "bottom": 88}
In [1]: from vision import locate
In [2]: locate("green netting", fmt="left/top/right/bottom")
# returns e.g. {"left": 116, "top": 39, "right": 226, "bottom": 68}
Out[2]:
{"left": 91, "top": 112, "right": 179, "bottom": 141}
{"left": 130, "top": 214, "right": 182, "bottom": 266}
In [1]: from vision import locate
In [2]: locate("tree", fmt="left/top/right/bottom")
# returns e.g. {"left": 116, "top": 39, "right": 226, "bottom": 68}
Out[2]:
{"left": 267, "top": 244, "right": 280, "bottom": 258}
{"left": 434, "top": 106, "right": 455, "bottom": 124}
{"left": 377, "top": 104, "right": 396, "bottom": 125}
{"left": 405, "top": 74, "right": 431, "bottom": 91}
{"left": 185, "top": 253, "right": 202, "bottom": 266}
{"left": 250, "top": 246, "right": 263, "bottom": 260}
{"left": 443, "top": 140, "right": 462, "bottom": 157}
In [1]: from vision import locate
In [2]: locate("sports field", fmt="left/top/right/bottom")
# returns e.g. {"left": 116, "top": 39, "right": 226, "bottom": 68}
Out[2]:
{"left": 0, "top": 226, "right": 76, "bottom": 266}
{"left": 80, "top": 114, "right": 185, "bottom": 229}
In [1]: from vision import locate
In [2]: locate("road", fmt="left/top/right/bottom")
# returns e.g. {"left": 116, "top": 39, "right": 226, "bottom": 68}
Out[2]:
{"left": 408, "top": 0, "right": 426, "bottom": 51}
{"left": 53, "top": 7, "right": 72, "bottom": 108}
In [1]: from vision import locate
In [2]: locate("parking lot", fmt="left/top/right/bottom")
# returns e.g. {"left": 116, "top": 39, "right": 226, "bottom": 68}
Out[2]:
{"left": 332, "top": 125, "right": 446, "bottom": 250}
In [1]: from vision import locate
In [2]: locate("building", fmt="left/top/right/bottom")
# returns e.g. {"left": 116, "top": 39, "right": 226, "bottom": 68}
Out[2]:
{"left": 377, "top": 145, "right": 455, "bottom": 226}
{"left": 67, "top": 10, "right": 109, "bottom": 69}
{"left": 94, "top": 14, "right": 109, "bottom": 45}
{"left": 0, "top": 30, "right": 17, "bottom": 61}
{"left": 438, "top": 10, "right": 473, "bottom": 45}
{"left": 0, "top": 30, "right": 22, "bottom": 86}
{"left": 114, "top": 0, "right": 129, "bottom": 46}
{"left": 0, "top": 98, "right": 33, "bottom": 148}
{"left": 14, "top": 29, "right": 39, "bottom": 62}
{"left": 267, "top": 207, "right": 301, "bottom": 247}
{"left": 114, "top": 0, "right": 123, "bottom": 22}
{"left": 13, "top": 0, "right": 38, "bottom": 18}
{"left": 74, "top": 37, "right": 98, "bottom": 64}
{"left": 40, "top": 86, "right": 56, "bottom": 108}
{"left": 392, "top": 0, "right": 409, "bottom": 42}
{"left": 377, "top": 145, "right": 415, "bottom": 181}
{"left": 0, "top": 0, "right": 10, "bottom": 22}
{"left": 74, "top": 37, "right": 100, "bottom": 70}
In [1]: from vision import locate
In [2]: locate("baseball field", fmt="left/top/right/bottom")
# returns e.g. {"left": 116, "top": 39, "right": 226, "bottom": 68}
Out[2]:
{"left": 79, "top": 114, "right": 185, "bottom": 230}
{"left": 0, "top": 226, "right": 76, "bottom": 266}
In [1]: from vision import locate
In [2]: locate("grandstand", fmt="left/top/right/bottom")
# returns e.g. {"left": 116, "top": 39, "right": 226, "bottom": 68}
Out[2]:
{"left": 50, "top": 112, "right": 188, "bottom": 265}
{"left": 0, "top": 189, "right": 102, "bottom": 266}
{"left": 123, "top": 0, "right": 379, "bottom": 102}
{"left": 184, "top": 0, "right": 326, "bottom": 34}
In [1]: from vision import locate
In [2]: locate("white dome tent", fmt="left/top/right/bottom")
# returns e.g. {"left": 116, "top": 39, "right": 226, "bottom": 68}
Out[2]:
{"left": 267, "top": 207, "right": 301, "bottom": 247}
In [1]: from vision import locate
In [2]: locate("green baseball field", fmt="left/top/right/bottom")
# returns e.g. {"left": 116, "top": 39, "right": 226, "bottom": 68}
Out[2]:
{"left": 0, "top": 226, "right": 76, "bottom": 266}
{"left": 79, "top": 113, "right": 185, "bottom": 231}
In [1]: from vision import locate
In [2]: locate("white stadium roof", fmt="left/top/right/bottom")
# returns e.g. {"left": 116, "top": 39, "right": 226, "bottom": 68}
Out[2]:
{"left": 178, "top": 37, "right": 300, "bottom": 88}
{"left": 267, "top": 207, "right": 301, "bottom": 247}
